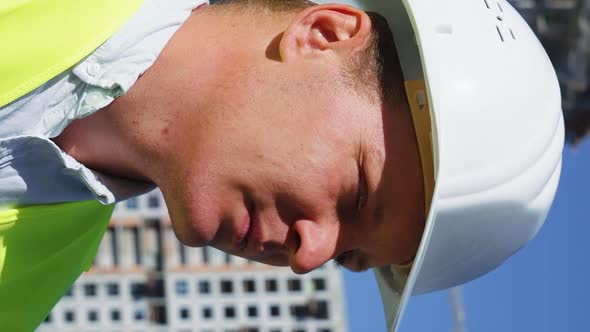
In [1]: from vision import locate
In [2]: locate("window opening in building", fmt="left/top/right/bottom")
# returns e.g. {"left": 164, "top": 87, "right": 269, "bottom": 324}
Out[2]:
{"left": 287, "top": 278, "right": 302, "bottom": 292}
{"left": 293, "top": 329, "right": 306, "bottom": 332}
{"left": 87, "top": 310, "right": 99, "bottom": 322}
{"left": 225, "top": 253, "right": 232, "bottom": 264}
{"left": 202, "top": 306, "right": 213, "bottom": 319}
{"left": 292, "top": 300, "right": 329, "bottom": 320}
{"left": 106, "top": 282, "right": 119, "bottom": 296}
{"left": 243, "top": 279, "right": 256, "bottom": 293}
{"left": 179, "top": 242, "right": 187, "bottom": 265}
{"left": 111, "top": 309, "right": 121, "bottom": 321}
{"left": 152, "top": 305, "right": 168, "bottom": 325}
{"left": 202, "top": 247, "right": 210, "bottom": 264}
{"left": 43, "top": 314, "right": 51, "bottom": 323}
{"left": 130, "top": 282, "right": 146, "bottom": 300}
{"left": 132, "top": 226, "right": 142, "bottom": 265}
{"left": 312, "top": 278, "right": 326, "bottom": 291}
{"left": 198, "top": 280, "right": 211, "bottom": 294}
{"left": 270, "top": 305, "right": 281, "bottom": 317}
{"left": 126, "top": 197, "right": 138, "bottom": 209}
{"left": 131, "top": 278, "right": 165, "bottom": 299}
{"left": 151, "top": 278, "right": 166, "bottom": 297}
{"left": 179, "top": 307, "right": 191, "bottom": 320}
{"left": 148, "top": 194, "right": 160, "bottom": 208}
{"left": 220, "top": 279, "right": 234, "bottom": 294}
{"left": 224, "top": 306, "right": 236, "bottom": 318}
{"left": 175, "top": 280, "right": 189, "bottom": 295}
{"left": 317, "top": 329, "right": 332, "bottom": 332}
{"left": 247, "top": 305, "right": 258, "bottom": 317}
{"left": 84, "top": 283, "right": 97, "bottom": 297}
{"left": 109, "top": 227, "right": 120, "bottom": 266}
{"left": 314, "top": 301, "right": 329, "bottom": 320}
{"left": 265, "top": 279, "right": 278, "bottom": 292}
{"left": 290, "top": 305, "right": 306, "bottom": 320}
{"left": 145, "top": 218, "right": 164, "bottom": 271}
{"left": 134, "top": 308, "right": 145, "bottom": 321}
{"left": 64, "top": 310, "right": 75, "bottom": 323}
{"left": 64, "top": 287, "right": 73, "bottom": 297}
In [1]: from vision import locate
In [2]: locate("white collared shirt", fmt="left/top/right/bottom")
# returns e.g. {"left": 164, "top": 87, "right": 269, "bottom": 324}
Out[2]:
{"left": 0, "top": 0, "right": 208, "bottom": 206}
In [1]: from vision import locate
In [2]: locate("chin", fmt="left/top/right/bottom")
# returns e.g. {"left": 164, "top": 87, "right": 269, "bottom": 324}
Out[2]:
{"left": 168, "top": 206, "right": 218, "bottom": 248}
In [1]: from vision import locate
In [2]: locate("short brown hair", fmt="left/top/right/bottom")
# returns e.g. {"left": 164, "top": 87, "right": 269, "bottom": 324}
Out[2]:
{"left": 347, "top": 11, "right": 407, "bottom": 106}
{"left": 213, "top": 0, "right": 407, "bottom": 106}
{"left": 212, "top": 0, "right": 315, "bottom": 12}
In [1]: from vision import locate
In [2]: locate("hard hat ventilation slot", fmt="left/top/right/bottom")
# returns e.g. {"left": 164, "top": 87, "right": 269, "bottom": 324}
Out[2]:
{"left": 484, "top": 0, "right": 515, "bottom": 42}
{"left": 509, "top": 28, "right": 516, "bottom": 40}
{"left": 496, "top": 26, "right": 505, "bottom": 42}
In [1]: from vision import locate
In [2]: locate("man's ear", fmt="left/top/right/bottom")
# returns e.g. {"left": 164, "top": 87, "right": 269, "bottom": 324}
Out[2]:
{"left": 279, "top": 4, "right": 372, "bottom": 62}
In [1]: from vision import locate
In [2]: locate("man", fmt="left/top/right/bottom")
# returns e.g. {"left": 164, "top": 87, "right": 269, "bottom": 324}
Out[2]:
{"left": 51, "top": 0, "right": 426, "bottom": 273}
{"left": 0, "top": 0, "right": 564, "bottom": 331}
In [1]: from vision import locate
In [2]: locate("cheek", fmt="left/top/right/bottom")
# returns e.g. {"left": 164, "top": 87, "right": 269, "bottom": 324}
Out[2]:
{"left": 163, "top": 155, "right": 245, "bottom": 247}
{"left": 368, "top": 206, "right": 424, "bottom": 266}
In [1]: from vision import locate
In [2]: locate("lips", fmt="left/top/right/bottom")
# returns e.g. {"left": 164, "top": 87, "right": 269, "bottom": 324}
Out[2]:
{"left": 235, "top": 207, "right": 252, "bottom": 252}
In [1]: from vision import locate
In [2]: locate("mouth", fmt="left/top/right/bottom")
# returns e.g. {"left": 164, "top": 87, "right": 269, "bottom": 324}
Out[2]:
{"left": 235, "top": 205, "right": 253, "bottom": 252}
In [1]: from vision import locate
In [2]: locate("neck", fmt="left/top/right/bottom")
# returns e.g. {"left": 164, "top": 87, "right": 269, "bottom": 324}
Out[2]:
{"left": 51, "top": 108, "right": 152, "bottom": 183}
{"left": 52, "top": 6, "right": 292, "bottom": 186}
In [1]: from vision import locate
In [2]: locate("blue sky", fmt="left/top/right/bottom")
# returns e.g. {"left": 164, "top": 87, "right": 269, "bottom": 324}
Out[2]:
{"left": 343, "top": 138, "right": 590, "bottom": 332}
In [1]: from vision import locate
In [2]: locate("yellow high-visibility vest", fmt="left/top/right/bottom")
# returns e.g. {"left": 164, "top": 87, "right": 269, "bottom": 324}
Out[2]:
{"left": 0, "top": 202, "right": 115, "bottom": 330}
{"left": 0, "top": 0, "right": 143, "bottom": 107}
{"left": 0, "top": 0, "right": 142, "bottom": 330}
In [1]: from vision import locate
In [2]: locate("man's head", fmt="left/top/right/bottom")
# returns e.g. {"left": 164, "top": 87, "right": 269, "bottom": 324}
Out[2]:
{"left": 134, "top": 0, "right": 425, "bottom": 274}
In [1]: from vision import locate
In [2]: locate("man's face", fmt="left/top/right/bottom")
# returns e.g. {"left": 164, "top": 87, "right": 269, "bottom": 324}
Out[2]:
{"left": 159, "top": 55, "right": 426, "bottom": 273}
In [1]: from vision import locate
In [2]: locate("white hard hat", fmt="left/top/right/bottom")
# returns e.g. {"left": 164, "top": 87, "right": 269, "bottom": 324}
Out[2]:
{"left": 317, "top": 0, "right": 564, "bottom": 331}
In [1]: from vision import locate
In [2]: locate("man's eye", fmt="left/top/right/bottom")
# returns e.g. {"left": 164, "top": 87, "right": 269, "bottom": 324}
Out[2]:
{"left": 357, "top": 168, "right": 368, "bottom": 211}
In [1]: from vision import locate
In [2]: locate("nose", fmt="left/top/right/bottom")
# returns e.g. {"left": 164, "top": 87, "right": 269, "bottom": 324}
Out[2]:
{"left": 288, "top": 218, "right": 339, "bottom": 274}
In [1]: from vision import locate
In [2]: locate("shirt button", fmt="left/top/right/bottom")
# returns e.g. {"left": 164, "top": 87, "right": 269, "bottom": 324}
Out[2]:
{"left": 86, "top": 63, "right": 101, "bottom": 77}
